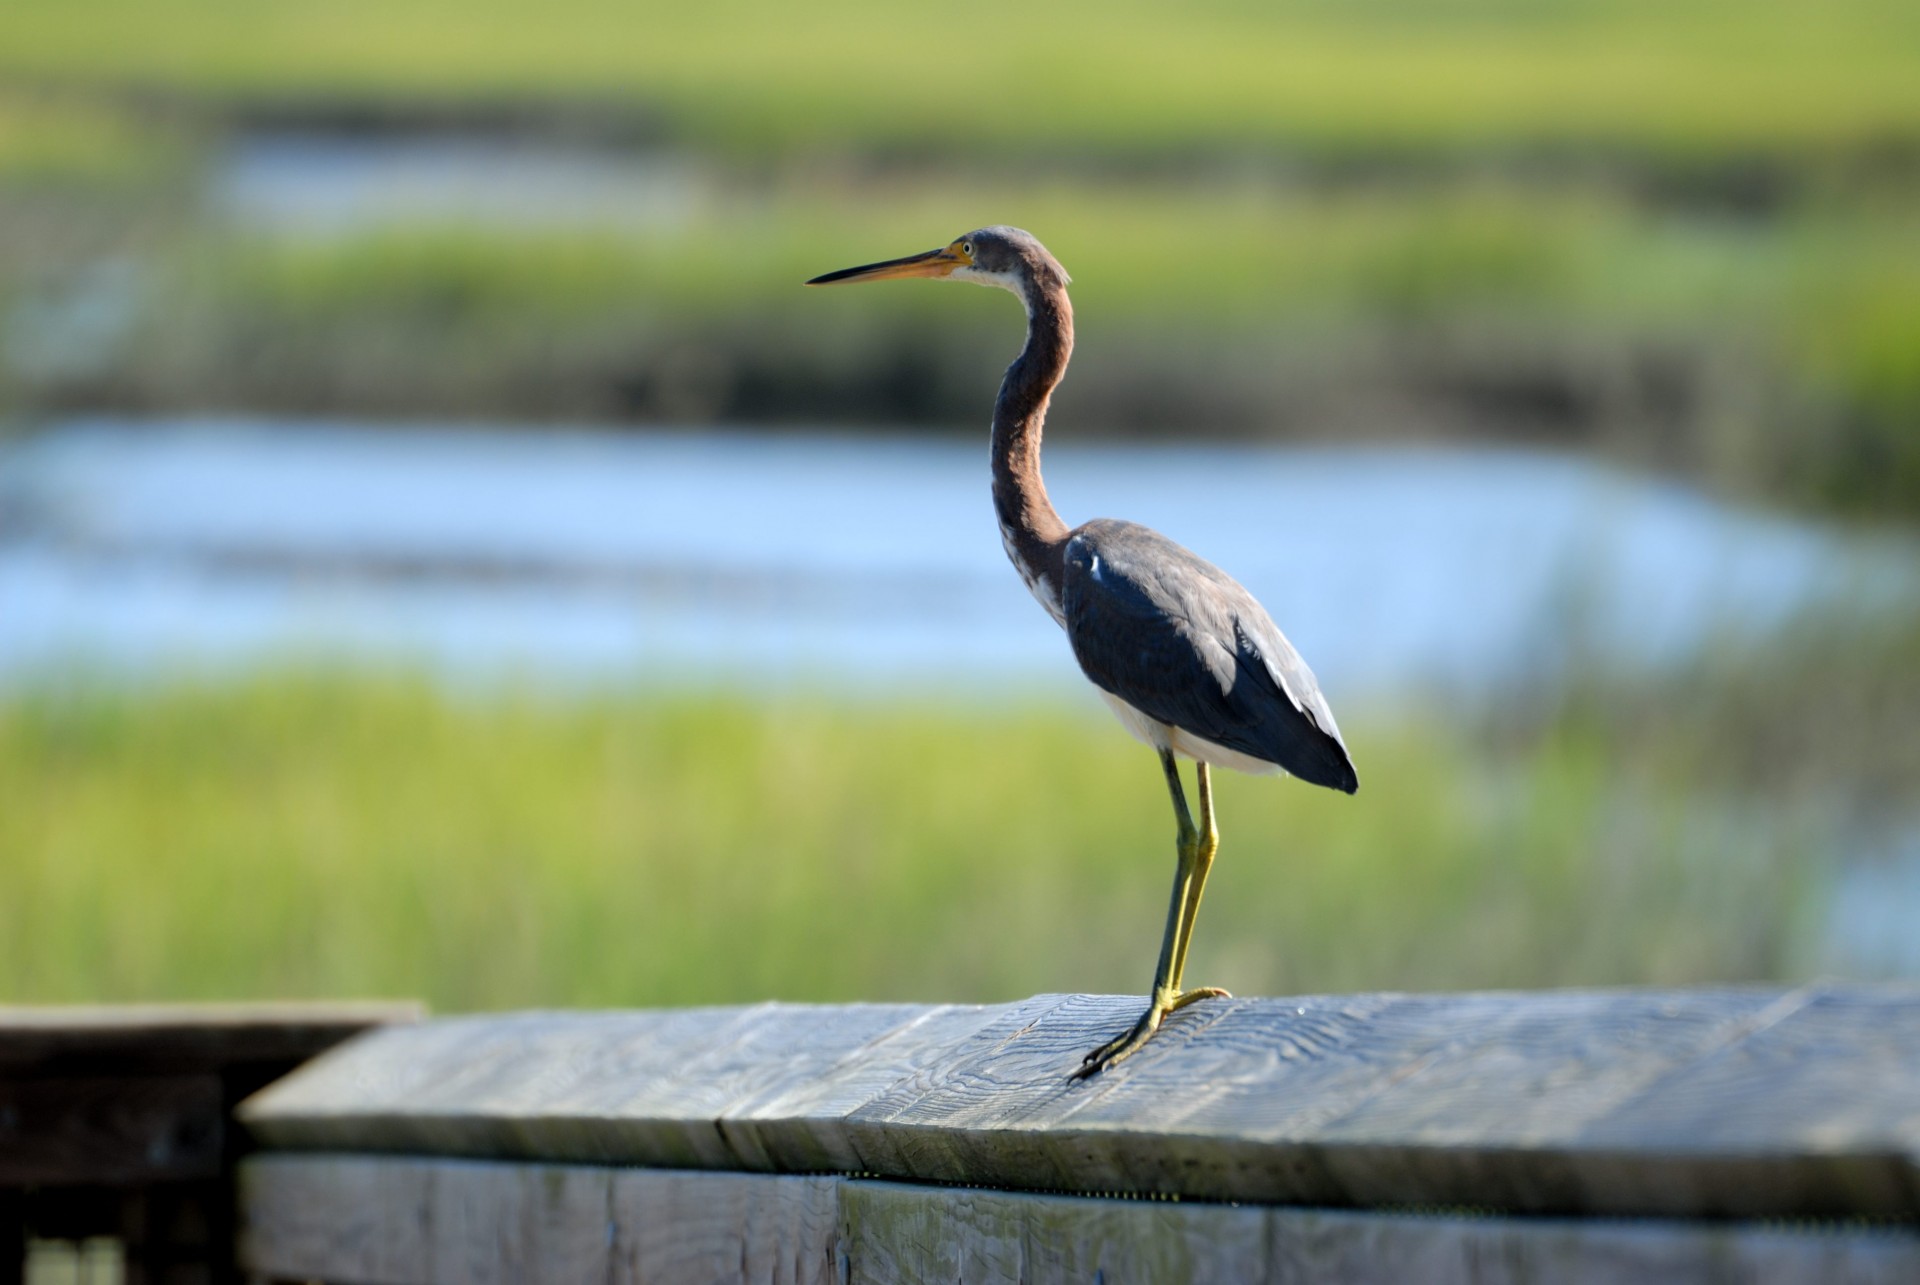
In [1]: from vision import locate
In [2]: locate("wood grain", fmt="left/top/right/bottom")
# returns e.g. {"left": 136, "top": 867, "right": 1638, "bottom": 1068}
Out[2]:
{"left": 1262, "top": 1206, "right": 1920, "bottom": 1285}
{"left": 237, "top": 1154, "right": 1920, "bottom": 1285}
{"left": 611, "top": 1169, "right": 839, "bottom": 1285}
{"left": 240, "top": 1152, "right": 436, "bottom": 1284}
{"left": 239, "top": 987, "right": 1920, "bottom": 1217}
{"left": 841, "top": 1178, "right": 1270, "bottom": 1284}
{"left": 241, "top": 1155, "right": 842, "bottom": 1285}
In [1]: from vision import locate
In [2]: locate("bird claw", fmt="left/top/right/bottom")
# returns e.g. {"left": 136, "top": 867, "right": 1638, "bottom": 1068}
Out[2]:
{"left": 1168, "top": 985, "right": 1230, "bottom": 1012}
{"left": 1071, "top": 987, "right": 1231, "bottom": 1079}
{"left": 1073, "top": 1010, "right": 1159, "bottom": 1079}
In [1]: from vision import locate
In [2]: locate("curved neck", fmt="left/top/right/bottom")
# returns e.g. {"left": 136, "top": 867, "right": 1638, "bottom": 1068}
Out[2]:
{"left": 992, "top": 276, "right": 1073, "bottom": 614}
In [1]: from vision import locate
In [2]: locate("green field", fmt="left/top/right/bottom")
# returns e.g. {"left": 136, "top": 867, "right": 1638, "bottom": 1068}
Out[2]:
{"left": 5, "top": 639, "right": 1891, "bottom": 1010}
{"left": 3, "top": 1, "right": 1919, "bottom": 516}
{"left": 3, "top": 1, "right": 1918, "bottom": 160}
{"left": 6, "top": 583, "right": 1916, "bottom": 1010}
{"left": 1, "top": 0, "right": 1914, "bottom": 1016}
{"left": 7, "top": 162, "right": 1912, "bottom": 513}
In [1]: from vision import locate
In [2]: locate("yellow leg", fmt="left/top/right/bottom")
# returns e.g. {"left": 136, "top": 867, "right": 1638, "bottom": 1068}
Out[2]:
{"left": 1170, "top": 762, "right": 1220, "bottom": 993}
{"left": 1075, "top": 752, "right": 1230, "bottom": 1078}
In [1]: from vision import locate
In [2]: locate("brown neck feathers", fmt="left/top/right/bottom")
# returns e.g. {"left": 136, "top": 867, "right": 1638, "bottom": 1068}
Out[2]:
{"left": 991, "top": 275, "right": 1073, "bottom": 605}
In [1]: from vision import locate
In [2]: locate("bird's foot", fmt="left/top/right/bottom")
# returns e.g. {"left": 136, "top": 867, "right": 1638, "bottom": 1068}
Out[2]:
{"left": 1167, "top": 985, "right": 1230, "bottom": 1013}
{"left": 1073, "top": 1006, "right": 1160, "bottom": 1079}
{"left": 1071, "top": 986, "right": 1231, "bottom": 1079}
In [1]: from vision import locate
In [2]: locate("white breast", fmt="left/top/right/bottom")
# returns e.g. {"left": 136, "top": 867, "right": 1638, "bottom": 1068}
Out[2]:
{"left": 1096, "top": 689, "right": 1286, "bottom": 777}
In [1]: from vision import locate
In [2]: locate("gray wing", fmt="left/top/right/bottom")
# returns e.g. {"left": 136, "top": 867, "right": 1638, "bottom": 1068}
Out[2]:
{"left": 1062, "top": 519, "right": 1357, "bottom": 793}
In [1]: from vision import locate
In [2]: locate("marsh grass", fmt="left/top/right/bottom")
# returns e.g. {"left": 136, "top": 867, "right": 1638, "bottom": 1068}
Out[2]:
{"left": 0, "top": 666, "right": 1834, "bottom": 1010}
{"left": 0, "top": 97, "right": 180, "bottom": 181}
{"left": 33, "top": 175, "right": 1904, "bottom": 514}
{"left": 2, "top": 1, "right": 1917, "bottom": 160}
{"left": 1, "top": 1, "right": 1917, "bottom": 514}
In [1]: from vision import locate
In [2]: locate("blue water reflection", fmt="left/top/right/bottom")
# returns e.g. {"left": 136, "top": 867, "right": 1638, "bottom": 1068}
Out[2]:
{"left": 0, "top": 418, "right": 1908, "bottom": 696}
{"left": 215, "top": 135, "right": 703, "bottom": 236}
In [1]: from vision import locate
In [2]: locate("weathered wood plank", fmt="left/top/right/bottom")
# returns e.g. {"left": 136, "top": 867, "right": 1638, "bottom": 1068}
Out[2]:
{"left": 1262, "top": 1206, "right": 1920, "bottom": 1285}
{"left": 841, "top": 1178, "right": 1270, "bottom": 1284}
{"left": 429, "top": 1161, "right": 612, "bottom": 1285}
{"left": 237, "top": 1003, "right": 938, "bottom": 1168}
{"left": 236, "top": 1154, "right": 1920, "bottom": 1285}
{"left": 850, "top": 1184, "right": 1920, "bottom": 1285}
{"left": 0, "top": 1075, "right": 223, "bottom": 1185}
{"left": 240, "top": 1153, "right": 436, "bottom": 1284}
{"left": 724, "top": 996, "right": 1067, "bottom": 1174}
{"left": 240, "top": 1155, "right": 841, "bottom": 1285}
{"left": 240, "top": 987, "right": 1920, "bottom": 1216}
{"left": 0, "top": 1002, "right": 424, "bottom": 1073}
{"left": 610, "top": 1169, "right": 840, "bottom": 1285}
{"left": 1576, "top": 987, "right": 1920, "bottom": 1215}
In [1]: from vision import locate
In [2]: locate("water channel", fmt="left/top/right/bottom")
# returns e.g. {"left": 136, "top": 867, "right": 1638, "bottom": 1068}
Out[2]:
{"left": 4, "top": 417, "right": 1904, "bottom": 697}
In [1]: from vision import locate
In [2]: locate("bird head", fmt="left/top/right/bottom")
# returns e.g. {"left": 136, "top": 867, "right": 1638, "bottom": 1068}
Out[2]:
{"left": 806, "top": 226, "right": 1069, "bottom": 304}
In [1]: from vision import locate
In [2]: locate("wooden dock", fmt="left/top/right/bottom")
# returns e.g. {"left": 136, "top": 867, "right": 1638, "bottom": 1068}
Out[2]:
{"left": 236, "top": 986, "right": 1920, "bottom": 1283}
{"left": 0, "top": 1001, "right": 422, "bottom": 1285}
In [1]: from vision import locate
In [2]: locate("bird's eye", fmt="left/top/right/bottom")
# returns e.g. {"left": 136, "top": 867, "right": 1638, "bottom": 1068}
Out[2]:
{"left": 962, "top": 241, "right": 974, "bottom": 257}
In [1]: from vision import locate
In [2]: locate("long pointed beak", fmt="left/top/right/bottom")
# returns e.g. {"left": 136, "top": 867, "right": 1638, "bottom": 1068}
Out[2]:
{"left": 806, "top": 245, "right": 966, "bottom": 286}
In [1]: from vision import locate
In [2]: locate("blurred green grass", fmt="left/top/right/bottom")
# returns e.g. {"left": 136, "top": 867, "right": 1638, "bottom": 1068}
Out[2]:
{"left": 3, "top": 0, "right": 1917, "bottom": 160}
{"left": 2, "top": 0, "right": 1918, "bottom": 517}
{"left": 0, "top": 97, "right": 180, "bottom": 181}
{"left": 1, "top": 0, "right": 1914, "bottom": 1015}
{"left": 0, "top": 667, "right": 1835, "bottom": 1010}
{"left": 26, "top": 175, "right": 1909, "bottom": 513}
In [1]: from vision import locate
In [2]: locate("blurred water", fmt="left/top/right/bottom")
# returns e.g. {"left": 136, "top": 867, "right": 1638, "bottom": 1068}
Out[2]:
{"left": 1, "top": 417, "right": 1908, "bottom": 697}
{"left": 1825, "top": 832, "right": 1920, "bottom": 979}
{"left": 215, "top": 134, "right": 704, "bottom": 235}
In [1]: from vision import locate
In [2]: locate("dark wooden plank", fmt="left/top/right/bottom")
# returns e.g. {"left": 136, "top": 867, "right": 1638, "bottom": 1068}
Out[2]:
{"left": 238, "top": 987, "right": 1920, "bottom": 1217}
{"left": 0, "top": 1189, "right": 22, "bottom": 1285}
{"left": 121, "top": 1182, "right": 222, "bottom": 1285}
{"left": 236, "top": 1154, "right": 1920, "bottom": 1285}
{"left": 0, "top": 1075, "right": 222, "bottom": 1186}
{"left": 16, "top": 1186, "right": 127, "bottom": 1241}
{"left": 0, "top": 1002, "right": 424, "bottom": 1074}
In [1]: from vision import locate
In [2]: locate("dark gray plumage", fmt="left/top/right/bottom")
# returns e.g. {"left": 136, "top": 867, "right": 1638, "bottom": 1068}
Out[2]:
{"left": 1063, "top": 520, "right": 1357, "bottom": 793}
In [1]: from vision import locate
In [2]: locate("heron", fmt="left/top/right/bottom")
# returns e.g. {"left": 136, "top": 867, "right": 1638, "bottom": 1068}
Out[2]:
{"left": 807, "top": 227, "right": 1358, "bottom": 1076}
